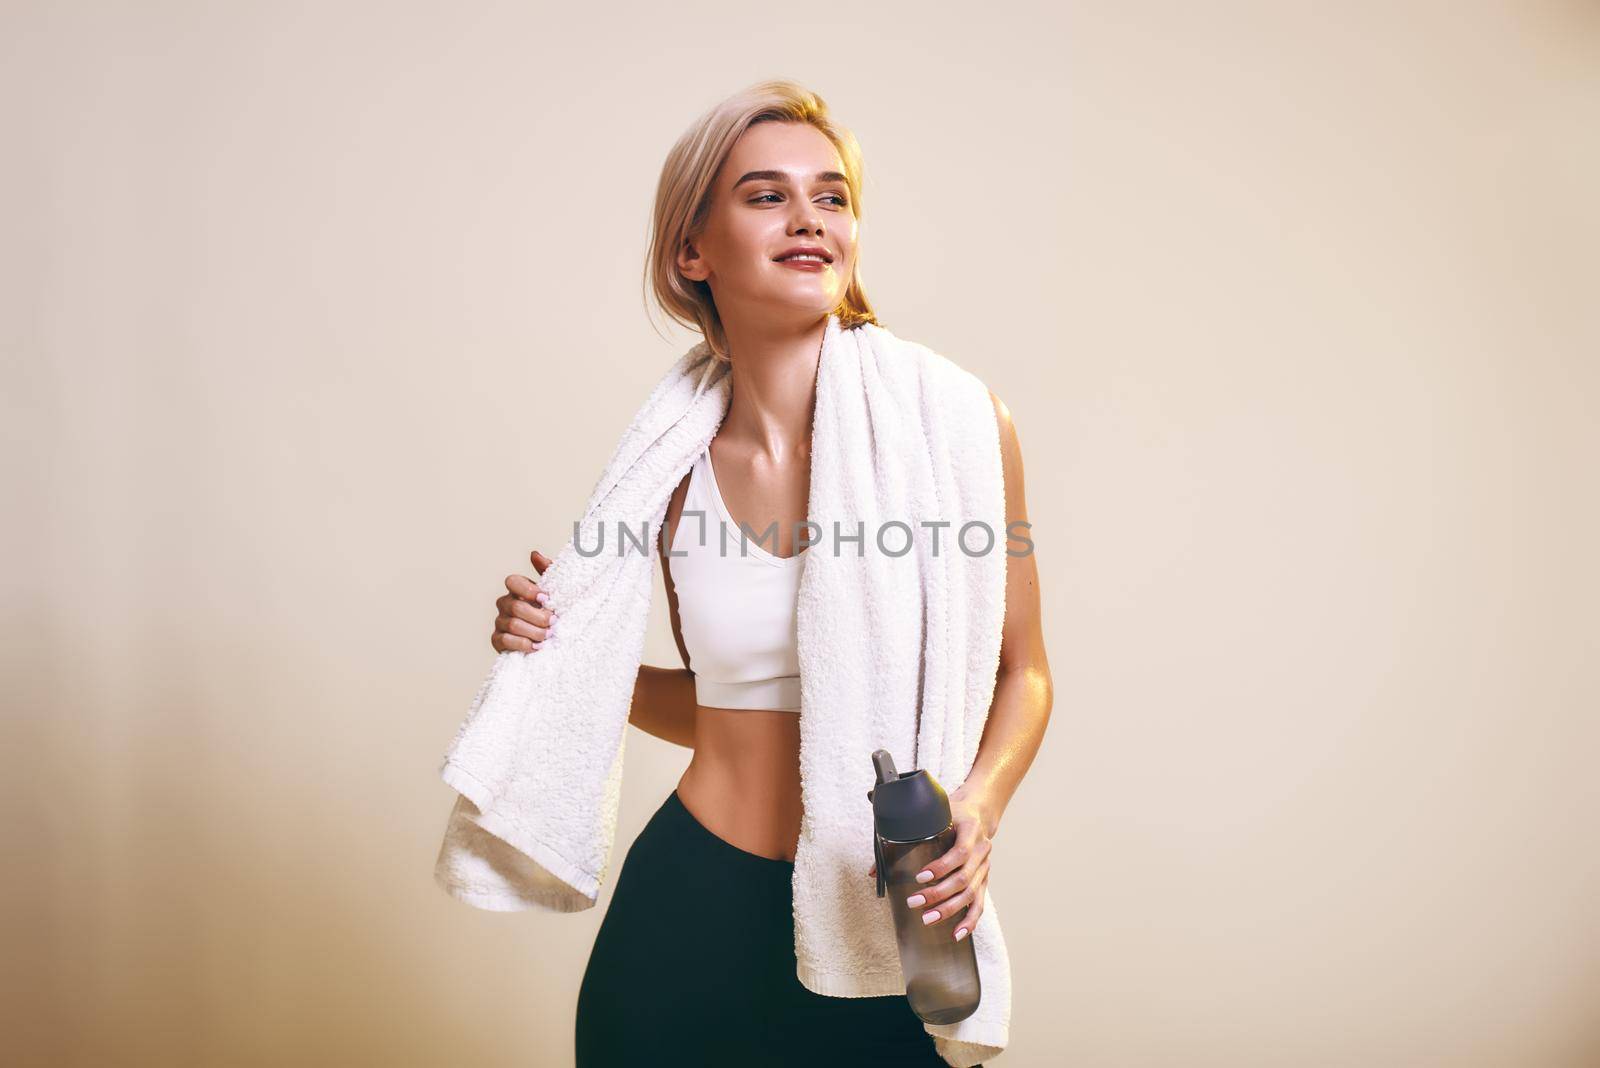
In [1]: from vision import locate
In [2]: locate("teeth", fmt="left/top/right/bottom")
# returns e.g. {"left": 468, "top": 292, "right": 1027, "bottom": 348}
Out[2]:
{"left": 780, "top": 253, "right": 826, "bottom": 263}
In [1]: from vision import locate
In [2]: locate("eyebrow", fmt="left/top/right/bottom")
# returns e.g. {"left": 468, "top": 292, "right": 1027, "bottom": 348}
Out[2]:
{"left": 732, "top": 169, "right": 849, "bottom": 190}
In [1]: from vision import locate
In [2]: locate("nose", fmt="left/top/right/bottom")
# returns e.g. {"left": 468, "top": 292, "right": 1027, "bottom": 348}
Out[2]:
{"left": 790, "top": 204, "right": 824, "bottom": 238}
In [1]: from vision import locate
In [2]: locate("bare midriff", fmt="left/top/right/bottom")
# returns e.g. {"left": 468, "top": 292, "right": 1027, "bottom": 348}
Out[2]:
{"left": 676, "top": 704, "right": 804, "bottom": 863}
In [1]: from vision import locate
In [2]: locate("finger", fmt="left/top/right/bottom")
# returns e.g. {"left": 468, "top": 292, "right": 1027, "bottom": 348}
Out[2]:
{"left": 906, "top": 862, "right": 970, "bottom": 911}
{"left": 911, "top": 838, "right": 990, "bottom": 911}
{"left": 505, "top": 574, "right": 547, "bottom": 606}
{"left": 504, "top": 576, "right": 538, "bottom": 608}
{"left": 954, "top": 889, "right": 985, "bottom": 941}
{"left": 492, "top": 632, "right": 541, "bottom": 653}
{"left": 867, "top": 864, "right": 876, "bottom": 879}
{"left": 911, "top": 837, "right": 973, "bottom": 891}
{"left": 502, "top": 596, "right": 557, "bottom": 628}
{"left": 530, "top": 549, "right": 553, "bottom": 576}
{"left": 915, "top": 886, "right": 970, "bottom": 928}
{"left": 924, "top": 868, "right": 987, "bottom": 931}
{"left": 497, "top": 614, "right": 550, "bottom": 645}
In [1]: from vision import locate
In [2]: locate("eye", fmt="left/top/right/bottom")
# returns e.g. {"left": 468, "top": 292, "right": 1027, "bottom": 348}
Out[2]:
{"left": 749, "top": 191, "right": 850, "bottom": 207}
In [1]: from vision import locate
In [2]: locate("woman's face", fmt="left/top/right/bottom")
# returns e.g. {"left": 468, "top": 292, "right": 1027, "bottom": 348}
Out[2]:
{"left": 677, "top": 121, "right": 859, "bottom": 326}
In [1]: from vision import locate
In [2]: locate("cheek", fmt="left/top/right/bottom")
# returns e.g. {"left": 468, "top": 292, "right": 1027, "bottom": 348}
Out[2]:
{"left": 730, "top": 213, "right": 785, "bottom": 254}
{"left": 835, "top": 224, "right": 859, "bottom": 269}
{"left": 703, "top": 212, "right": 770, "bottom": 269}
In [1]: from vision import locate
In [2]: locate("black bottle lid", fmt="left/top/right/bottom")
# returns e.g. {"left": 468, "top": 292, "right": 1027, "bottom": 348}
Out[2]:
{"left": 866, "top": 749, "right": 952, "bottom": 843}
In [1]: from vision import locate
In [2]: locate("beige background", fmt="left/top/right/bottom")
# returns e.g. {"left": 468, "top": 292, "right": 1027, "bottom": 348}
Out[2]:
{"left": 4, "top": 1, "right": 1598, "bottom": 1065}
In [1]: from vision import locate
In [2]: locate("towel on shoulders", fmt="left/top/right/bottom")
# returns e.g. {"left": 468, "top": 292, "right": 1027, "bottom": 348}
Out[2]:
{"left": 434, "top": 312, "right": 1011, "bottom": 1066}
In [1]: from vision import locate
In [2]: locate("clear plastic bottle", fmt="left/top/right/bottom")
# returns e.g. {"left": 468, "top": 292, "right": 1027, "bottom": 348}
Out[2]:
{"left": 866, "top": 749, "right": 981, "bottom": 1024}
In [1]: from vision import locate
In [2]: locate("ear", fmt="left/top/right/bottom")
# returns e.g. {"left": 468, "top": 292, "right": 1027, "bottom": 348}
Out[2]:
{"left": 676, "top": 237, "right": 709, "bottom": 282}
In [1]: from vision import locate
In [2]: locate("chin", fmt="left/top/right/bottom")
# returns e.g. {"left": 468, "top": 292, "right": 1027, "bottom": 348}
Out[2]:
{"left": 781, "top": 298, "right": 841, "bottom": 321}
{"left": 752, "top": 285, "right": 837, "bottom": 316}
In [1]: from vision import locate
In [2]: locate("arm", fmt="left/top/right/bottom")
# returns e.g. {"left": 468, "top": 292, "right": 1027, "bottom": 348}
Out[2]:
{"left": 626, "top": 480, "right": 700, "bottom": 749}
{"left": 950, "top": 390, "right": 1054, "bottom": 839}
{"left": 629, "top": 665, "right": 697, "bottom": 748}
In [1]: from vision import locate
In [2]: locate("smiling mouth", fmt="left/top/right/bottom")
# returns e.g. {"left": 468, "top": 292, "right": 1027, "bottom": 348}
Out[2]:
{"left": 774, "top": 254, "right": 831, "bottom": 265}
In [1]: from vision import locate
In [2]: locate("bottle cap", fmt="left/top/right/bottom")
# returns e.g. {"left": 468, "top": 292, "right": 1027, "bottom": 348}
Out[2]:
{"left": 866, "top": 749, "right": 952, "bottom": 843}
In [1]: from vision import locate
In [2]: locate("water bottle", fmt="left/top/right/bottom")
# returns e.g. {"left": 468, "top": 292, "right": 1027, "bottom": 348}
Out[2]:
{"left": 866, "top": 748, "right": 981, "bottom": 1024}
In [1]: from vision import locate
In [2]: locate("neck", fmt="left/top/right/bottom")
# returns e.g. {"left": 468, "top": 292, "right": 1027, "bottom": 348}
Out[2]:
{"left": 717, "top": 313, "right": 826, "bottom": 463}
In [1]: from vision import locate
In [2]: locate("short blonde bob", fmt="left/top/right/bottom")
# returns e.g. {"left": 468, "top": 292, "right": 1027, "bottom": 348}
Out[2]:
{"left": 644, "top": 79, "right": 879, "bottom": 361}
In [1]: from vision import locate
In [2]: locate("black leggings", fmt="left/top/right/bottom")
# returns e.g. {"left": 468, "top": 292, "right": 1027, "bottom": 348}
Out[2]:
{"left": 575, "top": 789, "right": 971, "bottom": 1067}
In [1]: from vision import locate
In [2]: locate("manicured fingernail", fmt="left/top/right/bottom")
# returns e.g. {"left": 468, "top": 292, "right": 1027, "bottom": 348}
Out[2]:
{"left": 955, "top": 928, "right": 969, "bottom": 941}
{"left": 922, "top": 910, "right": 941, "bottom": 925}
{"left": 906, "top": 894, "right": 925, "bottom": 907}
{"left": 916, "top": 870, "right": 933, "bottom": 884}
{"left": 536, "top": 593, "right": 548, "bottom": 605}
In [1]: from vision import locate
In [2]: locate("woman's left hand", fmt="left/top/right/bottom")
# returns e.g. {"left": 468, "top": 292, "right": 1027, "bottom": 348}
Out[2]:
{"left": 869, "top": 789, "right": 995, "bottom": 942}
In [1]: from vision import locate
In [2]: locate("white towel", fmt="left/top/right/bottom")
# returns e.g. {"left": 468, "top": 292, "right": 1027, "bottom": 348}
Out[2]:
{"left": 434, "top": 312, "right": 1011, "bottom": 1066}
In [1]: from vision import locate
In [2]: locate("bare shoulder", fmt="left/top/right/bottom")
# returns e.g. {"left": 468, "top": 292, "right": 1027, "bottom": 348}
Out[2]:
{"left": 988, "top": 389, "right": 1015, "bottom": 439}
{"left": 988, "top": 389, "right": 1028, "bottom": 520}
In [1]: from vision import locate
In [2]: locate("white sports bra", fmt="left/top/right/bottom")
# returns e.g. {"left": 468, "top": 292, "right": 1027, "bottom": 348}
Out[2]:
{"left": 668, "top": 445, "right": 806, "bottom": 712}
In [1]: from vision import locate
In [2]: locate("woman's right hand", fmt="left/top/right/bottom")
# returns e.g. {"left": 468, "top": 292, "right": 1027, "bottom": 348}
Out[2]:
{"left": 492, "top": 549, "right": 559, "bottom": 652}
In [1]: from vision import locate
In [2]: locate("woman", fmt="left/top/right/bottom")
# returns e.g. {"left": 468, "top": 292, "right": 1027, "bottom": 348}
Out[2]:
{"left": 489, "top": 81, "right": 1051, "bottom": 1067}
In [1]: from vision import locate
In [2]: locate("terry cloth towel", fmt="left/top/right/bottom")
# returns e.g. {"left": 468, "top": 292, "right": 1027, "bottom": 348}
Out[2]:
{"left": 434, "top": 312, "right": 1012, "bottom": 1066}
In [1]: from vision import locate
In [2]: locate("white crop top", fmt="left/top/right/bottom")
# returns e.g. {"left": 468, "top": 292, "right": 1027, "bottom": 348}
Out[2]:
{"left": 668, "top": 445, "right": 806, "bottom": 712}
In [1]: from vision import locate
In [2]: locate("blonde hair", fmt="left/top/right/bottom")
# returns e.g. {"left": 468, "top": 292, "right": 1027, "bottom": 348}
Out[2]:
{"left": 644, "top": 79, "right": 879, "bottom": 360}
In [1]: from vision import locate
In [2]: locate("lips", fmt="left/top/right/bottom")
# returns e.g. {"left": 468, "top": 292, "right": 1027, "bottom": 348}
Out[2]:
{"left": 773, "top": 246, "right": 833, "bottom": 264}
